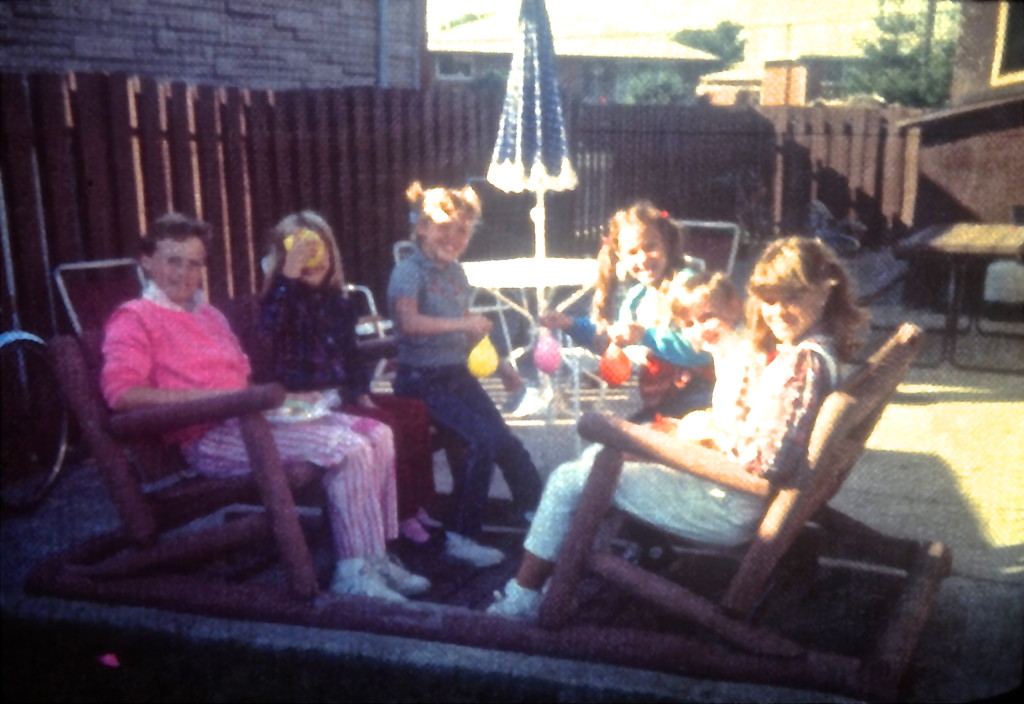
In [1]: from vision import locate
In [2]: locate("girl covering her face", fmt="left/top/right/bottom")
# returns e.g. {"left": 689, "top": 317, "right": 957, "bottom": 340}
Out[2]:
{"left": 260, "top": 210, "right": 444, "bottom": 555}
{"left": 261, "top": 211, "right": 345, "bottom": 296}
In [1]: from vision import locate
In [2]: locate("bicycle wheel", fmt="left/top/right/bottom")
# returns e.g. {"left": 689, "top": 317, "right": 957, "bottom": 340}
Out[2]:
{"left": 0, "top": 331, "right": 69, "bottom": 512}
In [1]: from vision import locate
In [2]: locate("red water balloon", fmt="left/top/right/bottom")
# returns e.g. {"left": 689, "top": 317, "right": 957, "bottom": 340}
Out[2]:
{"left": 599, "top": 343, "right": 632, "bottom": 386}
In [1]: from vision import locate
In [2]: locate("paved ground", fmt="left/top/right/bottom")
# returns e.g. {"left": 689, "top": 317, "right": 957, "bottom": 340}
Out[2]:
{"left": 2, "top": 276, "right": 1022, "bottom": 702}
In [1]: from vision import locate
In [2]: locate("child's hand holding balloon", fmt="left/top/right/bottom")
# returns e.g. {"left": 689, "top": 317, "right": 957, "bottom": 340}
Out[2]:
{"left": 468, "top": 335, "right": 499, "bottom": 377}
{"left": 282, "top": 229, "right": 327, "bottom": 277}
{"left": 533, "top": 329, "right": 562, "bottom": 375}
{"left": 599, "top": 342, "right": 632, "bottom": 386}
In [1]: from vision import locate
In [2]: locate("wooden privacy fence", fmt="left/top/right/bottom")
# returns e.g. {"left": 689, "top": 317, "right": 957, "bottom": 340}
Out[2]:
{"left": 0, "top": 72, "right": 501, "bottom": 337}
{"left": 566, "top": 103, "right": 921, "bottom": 242}
{"left": 757, "top": 104, "right": 922, "bottom": 238}
{"left": 568, "top": 102, "right": 778, "bottom": 238}
{"left": 0, "top": 71, "right": 920, "bottom": 339}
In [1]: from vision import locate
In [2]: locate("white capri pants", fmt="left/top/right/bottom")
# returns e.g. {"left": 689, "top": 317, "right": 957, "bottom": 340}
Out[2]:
{"left": 524, "top": 444, "right": 767, "bottom": 562}
{"left": 183, "top": 412, "right": 397, "bottom": 560}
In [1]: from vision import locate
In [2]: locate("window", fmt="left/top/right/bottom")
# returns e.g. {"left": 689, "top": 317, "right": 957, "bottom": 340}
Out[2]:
{"left": 991, "top": 1, "right": 1024, "bottom": 86}
{"left": 435, "top": 54, "right": 474, "bottom": 81}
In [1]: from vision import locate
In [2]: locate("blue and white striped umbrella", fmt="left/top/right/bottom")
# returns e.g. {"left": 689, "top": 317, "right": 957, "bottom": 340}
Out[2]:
{"left": 487, "top": 0, "right": 577, "bottom": 260}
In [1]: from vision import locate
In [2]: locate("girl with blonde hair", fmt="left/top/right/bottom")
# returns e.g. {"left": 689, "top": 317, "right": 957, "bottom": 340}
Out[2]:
{"left": 387, "top": 182, "right": 542, "bottom": 568}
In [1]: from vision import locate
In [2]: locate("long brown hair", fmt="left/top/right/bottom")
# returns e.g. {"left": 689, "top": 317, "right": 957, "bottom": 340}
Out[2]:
{"left": 260, "top": 211, "right": 345, "bottom": 296}
{"left": 746, "top": 236, "right": 867, "bottom": 359}
{"left": 591, "top": 200, "right": 682, "bottom": 325}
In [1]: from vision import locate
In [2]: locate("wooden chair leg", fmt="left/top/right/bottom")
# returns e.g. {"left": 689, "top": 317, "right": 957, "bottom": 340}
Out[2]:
{"left": 539, "top": 446, "right": 624, "bottom": 629}
{"left": 857, "top": 541, "right": 952, "bottom": 699}
{"left": 239, "top": 413, "right": 319, "bottom": 600}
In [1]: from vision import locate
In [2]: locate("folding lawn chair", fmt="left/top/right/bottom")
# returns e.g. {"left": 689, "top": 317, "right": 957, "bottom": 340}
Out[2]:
{"left": 674, "top": 220, "right": 742, "bottom": 277}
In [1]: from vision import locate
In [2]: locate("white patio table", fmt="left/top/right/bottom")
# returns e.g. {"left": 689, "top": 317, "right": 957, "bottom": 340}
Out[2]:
{"left": 463, "top": 257, "right": 601, "bottom": 441}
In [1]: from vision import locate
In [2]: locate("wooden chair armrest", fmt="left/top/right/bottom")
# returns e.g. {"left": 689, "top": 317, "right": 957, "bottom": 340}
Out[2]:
{"left": 110, "top": 383, "right": 287, "bottom": 438}
{"left": 576, "top": 412, "right": 773, "bottom": 498}
{"left": 356, "top": 336, "right": 397, "bottom": 362}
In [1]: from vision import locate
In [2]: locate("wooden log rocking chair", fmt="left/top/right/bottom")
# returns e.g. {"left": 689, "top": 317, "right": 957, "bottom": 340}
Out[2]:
{"left": 538, "top": 322, "right": 952, "bottom": 699}
{"left": 40, "top": 259, "right": 331, "bottom": 602}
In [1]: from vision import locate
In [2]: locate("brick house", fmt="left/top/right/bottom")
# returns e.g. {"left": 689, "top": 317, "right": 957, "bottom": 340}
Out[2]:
{"left": 899, "top": 0, "right": 1024, "bottom": 227}
{"left": 0, "top": 0, "right": 426, "bottom": 90}
{"left": 427, "top": 10, "right": 717, "bottom": 104}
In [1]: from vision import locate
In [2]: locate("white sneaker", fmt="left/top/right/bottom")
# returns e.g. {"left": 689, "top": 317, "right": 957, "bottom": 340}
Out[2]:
{"left": 330, "top": 557, "right": 407, "bottom": 603}
{"left": 486, "top": 578, "right": 541, "bottom": 620}
{"left": 509, "top": 386, "right": 550, "bottom": 418}
{"left": 372, "top": 554, "right": 431, "bottom": 596}
{"left": 444, "top": 532, "right": 505, "bottom": 568}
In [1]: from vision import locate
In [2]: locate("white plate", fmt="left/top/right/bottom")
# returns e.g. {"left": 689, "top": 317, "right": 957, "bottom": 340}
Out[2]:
{"left": 264, "top": 401, "right": 331, "bottom": 424}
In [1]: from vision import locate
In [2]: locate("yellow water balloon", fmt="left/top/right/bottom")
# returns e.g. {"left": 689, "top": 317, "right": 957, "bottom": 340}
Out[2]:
{"left": 467, "top": 335, "right": 499, "bottom": 377}
{"left": 283, "top": 228, "right": 326, "bottom": 267}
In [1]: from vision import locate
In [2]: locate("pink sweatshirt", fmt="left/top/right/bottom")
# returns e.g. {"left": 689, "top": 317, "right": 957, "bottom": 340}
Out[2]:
{"left": 101, "top": 298, "right": 251, "bottom": 445}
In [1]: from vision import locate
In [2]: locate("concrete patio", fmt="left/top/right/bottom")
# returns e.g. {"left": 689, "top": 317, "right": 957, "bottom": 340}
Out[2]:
{"left": 2, "top": 286, "right": 1022, "bottom": 702}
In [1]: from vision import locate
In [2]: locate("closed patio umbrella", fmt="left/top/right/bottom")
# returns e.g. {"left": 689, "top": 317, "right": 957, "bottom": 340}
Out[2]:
{"left": 486, "top": 0, "right": 577, "bottom": 261}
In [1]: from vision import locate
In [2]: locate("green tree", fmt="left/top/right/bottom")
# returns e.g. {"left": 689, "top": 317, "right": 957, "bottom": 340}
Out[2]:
{"left": 619, "top": 69, "right": 696, "bottom": 105}
{"left": 672, "top": 21, "right": 746, "bottom": 69}
{"left": 442, "top": 13, "right": 488, "bottom": 31}
{"left": 843, "top": 0, "right": 957, "bottom": 107}
{"left": 469, "top": 69, "right": 508, "bottom": 96}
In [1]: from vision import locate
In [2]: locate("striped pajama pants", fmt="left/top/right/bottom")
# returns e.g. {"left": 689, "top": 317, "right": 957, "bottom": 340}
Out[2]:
{"left": 183, "top": 412, "right": 397, "bottom": 559}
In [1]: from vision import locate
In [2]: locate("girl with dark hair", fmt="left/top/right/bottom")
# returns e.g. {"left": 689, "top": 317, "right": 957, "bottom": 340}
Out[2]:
{"left": 541, "top": 200, "right": 714, "bottom": 421}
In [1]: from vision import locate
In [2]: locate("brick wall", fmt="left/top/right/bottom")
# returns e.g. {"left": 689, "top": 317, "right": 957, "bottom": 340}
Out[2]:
{"left": 0, "top": 0, "right": 425, "bottom": 90}
{"left": 951, "top": 1, "right": 1024, "bottom": 107}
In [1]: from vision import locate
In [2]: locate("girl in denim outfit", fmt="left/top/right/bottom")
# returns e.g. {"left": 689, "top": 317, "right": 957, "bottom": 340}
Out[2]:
{"left": 387, "top": 182, "right": 542, "bottom": 567}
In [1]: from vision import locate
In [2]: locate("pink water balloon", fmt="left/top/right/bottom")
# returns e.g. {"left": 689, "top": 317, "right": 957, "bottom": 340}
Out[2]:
{"left": 533, "top": 329, "right": 562, "bottom": 375}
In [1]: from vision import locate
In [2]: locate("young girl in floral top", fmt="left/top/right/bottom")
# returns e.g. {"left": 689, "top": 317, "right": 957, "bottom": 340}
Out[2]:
{"left": 488, "top": 236, "right": 867, "bottom": 619}
{"left": 260, "top": 211, "right": 441, "bottom": 548}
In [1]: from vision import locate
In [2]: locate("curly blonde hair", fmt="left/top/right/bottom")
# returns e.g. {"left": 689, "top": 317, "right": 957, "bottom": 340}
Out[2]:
{"left": 746, "top": 237, "right": 867, "bottom": 359}
{"left": 668, "top": 271, "right": 743, "bottom": 329}
{"left": 406, "top": 181, "right": 481, "bottom": 241}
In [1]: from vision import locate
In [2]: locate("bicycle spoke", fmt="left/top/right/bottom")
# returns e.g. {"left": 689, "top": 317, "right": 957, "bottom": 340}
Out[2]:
{"left": 1, "top": 336, "right": 70, "bottom": 512}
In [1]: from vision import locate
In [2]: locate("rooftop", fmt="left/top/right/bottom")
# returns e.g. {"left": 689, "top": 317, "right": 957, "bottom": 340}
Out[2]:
{"left": 428, "top": 11, "right": 718, "bottom": 61}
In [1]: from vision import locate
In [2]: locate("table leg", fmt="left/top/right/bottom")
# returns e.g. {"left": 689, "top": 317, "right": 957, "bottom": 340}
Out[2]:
{"left": 943, "top": 260, "right": 964, "bottom": 364}
{"left": 949, "top": 259, "right": 1024, "bottom": 374}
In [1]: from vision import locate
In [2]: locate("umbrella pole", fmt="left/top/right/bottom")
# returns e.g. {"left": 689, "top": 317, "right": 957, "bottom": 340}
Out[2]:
{"left": 530, "top": 185, "right": 548, "bottom": 313}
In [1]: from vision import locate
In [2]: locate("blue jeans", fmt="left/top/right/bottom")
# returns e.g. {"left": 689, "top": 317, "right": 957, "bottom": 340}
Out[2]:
{"left": 393, "top": 364, "right": 542, "bottom": 536}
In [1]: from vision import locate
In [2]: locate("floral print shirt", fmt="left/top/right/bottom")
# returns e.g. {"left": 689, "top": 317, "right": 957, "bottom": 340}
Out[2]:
{"left": 709, "top": 333, "right": 838, "bottom": 484}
